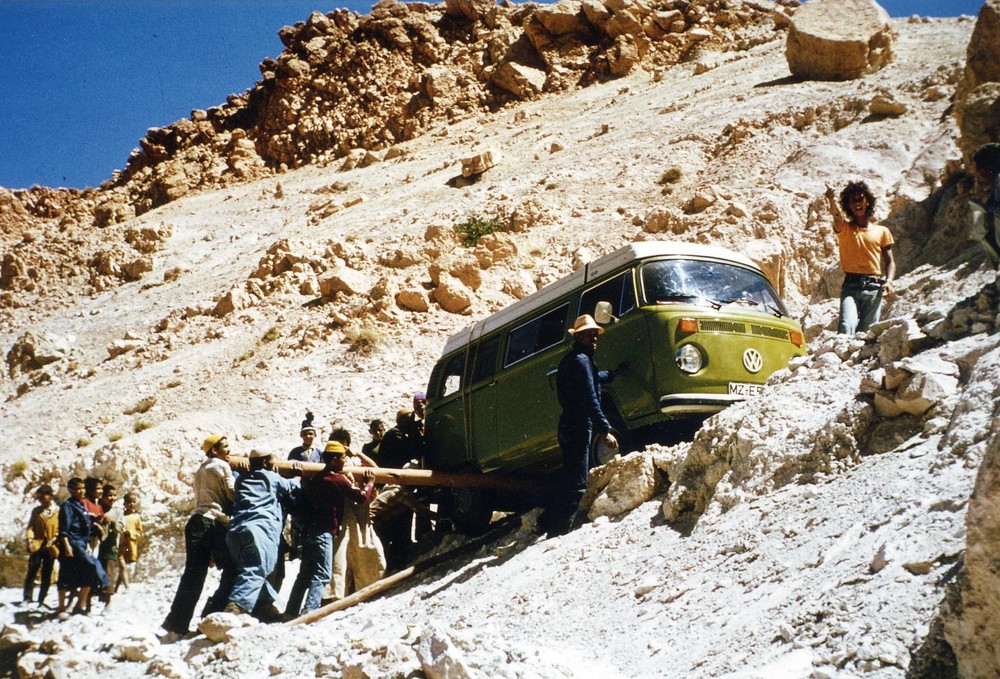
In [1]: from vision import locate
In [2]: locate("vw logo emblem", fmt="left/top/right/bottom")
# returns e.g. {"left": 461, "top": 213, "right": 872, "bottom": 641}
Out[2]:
{"left": 742, "top": 349, "right": 763, "bottom": 374}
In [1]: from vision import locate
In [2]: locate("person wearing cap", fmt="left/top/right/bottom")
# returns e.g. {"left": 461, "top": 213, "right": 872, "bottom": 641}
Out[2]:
{"left": 324, "top": 427, "right": 385, "bottom": 602}
{"left": 289, "top": 411, "right": 323, "bottom": 464}
{"left": 971, "top": 142, "right": 1000, "bottom": 268}
{"left": 823, "top": 180, "right": 896, "bottom": 334}
{"left": 23, "top": 484, "right": 59, "bottom": 606}
{"left": 542, "top": 314, "right": 627, "bottom": 537}
{"left": 224, "top": 448, "right": 300, "bottom": 621}
{"left": 286, "top": 440, "right": 375, "bottom": 617}
{"left": 277, "top": 411, "right": 322, "bottom": 591}
{"left": 162, "top": 434, "right": 236, "bottom": 637}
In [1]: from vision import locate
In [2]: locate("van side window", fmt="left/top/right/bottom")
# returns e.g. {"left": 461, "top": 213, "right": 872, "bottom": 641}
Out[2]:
{"left": 471, "top": 336, "right": 500, "bottom": 384}
{"left": 504, "top": 304, "right": 569, "bottom": 368}
{"left": 580, "top": 271, "right": 636, "bottom": 318}
{"left": 439, "top": 352, "right": 465, "bottom": 398}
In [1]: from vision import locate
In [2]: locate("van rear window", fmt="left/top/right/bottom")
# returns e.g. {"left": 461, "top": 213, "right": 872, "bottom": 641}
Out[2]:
{"left": 641, "top": 259, "right": 787, "bottom": 317}
{"left": 504, "top": 304, "right": 569, "bottom": 368}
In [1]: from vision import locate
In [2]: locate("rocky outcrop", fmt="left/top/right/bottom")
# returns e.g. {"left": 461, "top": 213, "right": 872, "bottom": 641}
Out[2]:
{"left": 956, "top": 0, "right": 1000, "bottom": 165}
{"left": 785, "top": 0, "right": 894, "bottom": 80}
{"left": 941, "top": 345, "right": 1000, "bottom": 679}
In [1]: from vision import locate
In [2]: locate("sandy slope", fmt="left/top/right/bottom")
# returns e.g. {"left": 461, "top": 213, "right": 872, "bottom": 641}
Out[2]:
{"left": 1, "top": 11, "right": 996, "bottom": 679}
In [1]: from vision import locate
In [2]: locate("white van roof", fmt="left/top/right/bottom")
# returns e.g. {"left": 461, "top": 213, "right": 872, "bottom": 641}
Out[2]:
{"left": 439, "top": 240, "right": 762, "bottom": 356}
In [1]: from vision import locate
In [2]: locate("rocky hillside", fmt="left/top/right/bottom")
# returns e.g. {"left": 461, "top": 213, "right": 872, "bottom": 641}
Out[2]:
{"left": 1, "top": 0, "right": 1000, "bottom": 677}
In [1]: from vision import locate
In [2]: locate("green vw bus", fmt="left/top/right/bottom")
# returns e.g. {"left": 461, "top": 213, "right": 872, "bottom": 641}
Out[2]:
{"left": 424, "top": 241, "right": 806, "bottom": 529}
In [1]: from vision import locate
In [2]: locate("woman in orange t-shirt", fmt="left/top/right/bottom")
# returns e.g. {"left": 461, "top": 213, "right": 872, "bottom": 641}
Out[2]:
{"left": 824, "top": 181, "right": 896, "bottom": 334}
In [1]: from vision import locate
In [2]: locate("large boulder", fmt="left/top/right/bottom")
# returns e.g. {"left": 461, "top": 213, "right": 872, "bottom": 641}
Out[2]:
{"left": 962, "top": 0, "right": 1000, "bottom": 95}
{"left": 785, "top": 0, "right": 894, "bottom": 81}
{"left": 491, "top": 62, "right": 547, "bottom": 98}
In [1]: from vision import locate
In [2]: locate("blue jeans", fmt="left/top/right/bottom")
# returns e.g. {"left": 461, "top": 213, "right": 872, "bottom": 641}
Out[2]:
{"left": 285, "top": 529, "right": 332, "bottom": 617}
{"left": 226, "top": 524, "right": 280, "bottom": 613}
{"left": 839, "top": 282, "right": 884, "bottom": 334}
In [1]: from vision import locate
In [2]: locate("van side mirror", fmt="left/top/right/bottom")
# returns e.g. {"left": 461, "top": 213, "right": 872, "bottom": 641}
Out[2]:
{"left": 594, "top": 301, "right": 617, "bottom": 325}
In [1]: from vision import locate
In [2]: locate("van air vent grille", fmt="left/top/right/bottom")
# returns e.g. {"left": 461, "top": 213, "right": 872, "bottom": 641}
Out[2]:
{"left": 750, "top": 324, "right": 790, "bottom": 340}
{"left": 698, "top": 320, "right": 747, "bottom": 334}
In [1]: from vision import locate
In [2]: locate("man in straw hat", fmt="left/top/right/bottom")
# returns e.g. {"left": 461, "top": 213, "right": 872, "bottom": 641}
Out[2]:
{"left": 162, "top": 434, "right": 236, "bottom": 637}
{"left": 542, "top": 314, "right": 628, "bottom": 536}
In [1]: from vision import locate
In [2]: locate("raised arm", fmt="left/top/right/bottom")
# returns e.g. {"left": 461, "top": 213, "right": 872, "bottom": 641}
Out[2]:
{"left": 825, "top": 185, "right": 847, "bottom": 233}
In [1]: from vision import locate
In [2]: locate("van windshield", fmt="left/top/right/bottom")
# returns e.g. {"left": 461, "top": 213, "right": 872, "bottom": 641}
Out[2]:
{"left": 641, "top": 258, "right": 788, "bottom": 317}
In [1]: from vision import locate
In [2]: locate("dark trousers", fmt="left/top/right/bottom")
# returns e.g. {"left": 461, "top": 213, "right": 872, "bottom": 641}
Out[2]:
{"left": 542, "top": 425, "right": 592, "bottom": 535}
{"left": 24, "top": 548, "right": 55, "bottom": 604}
{"left": 164, "top": 514, "right": 232, "bottom": 632}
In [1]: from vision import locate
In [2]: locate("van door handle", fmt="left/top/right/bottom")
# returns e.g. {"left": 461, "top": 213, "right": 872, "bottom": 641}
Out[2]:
{"left": 546, "top": 368, "right": 558, "bottom": 377}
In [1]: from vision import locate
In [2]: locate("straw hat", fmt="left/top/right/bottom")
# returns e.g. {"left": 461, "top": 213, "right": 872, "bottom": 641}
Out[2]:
{"left": 567, "top": 314, "right": 604, "bottom": 336}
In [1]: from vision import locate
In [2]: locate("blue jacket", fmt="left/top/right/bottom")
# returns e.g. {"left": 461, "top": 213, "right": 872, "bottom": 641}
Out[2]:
{"left": 556, "top": 343, "right": 613, "bottom": 435}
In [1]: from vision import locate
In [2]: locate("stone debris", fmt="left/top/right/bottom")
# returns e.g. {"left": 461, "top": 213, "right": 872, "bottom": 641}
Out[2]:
{"left": 459, "top": 149, "right": 501, "bottom": 178}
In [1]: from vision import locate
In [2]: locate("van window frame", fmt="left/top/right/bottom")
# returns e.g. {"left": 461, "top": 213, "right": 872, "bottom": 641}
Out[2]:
{"left": 638, "top": 256, "right": 788, "bottom": 316}
{"left": 470, "top": 334, "right": 502, "bottom": 385}
{"left": 503, "top": 303, "right": 570, "bottom": 369}
{"left": 579, "top": 269, "right": 637, "bottom": 319}
{"left": 434, "top": 350, "right": 467, "bottom": 400}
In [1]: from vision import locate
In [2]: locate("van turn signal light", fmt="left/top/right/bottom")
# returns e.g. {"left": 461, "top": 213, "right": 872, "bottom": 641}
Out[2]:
{"left": 678, "top": 318, "right": 698, "bottom": 334}
{"left": 789, "top": 330, "right": 804, "bottom": 347}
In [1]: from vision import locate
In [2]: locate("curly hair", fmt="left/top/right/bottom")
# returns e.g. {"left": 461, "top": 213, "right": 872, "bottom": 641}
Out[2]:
{"left": 839, "top": 181, "right": 876, "bottom": 221}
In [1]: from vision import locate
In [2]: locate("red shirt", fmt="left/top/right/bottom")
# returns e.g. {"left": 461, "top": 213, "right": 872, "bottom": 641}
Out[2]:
{"left": 301, "top": 471, "right": 374, "bottom": 536}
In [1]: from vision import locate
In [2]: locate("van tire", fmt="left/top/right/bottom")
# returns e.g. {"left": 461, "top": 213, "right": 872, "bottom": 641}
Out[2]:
{"left": 446, "top": 486, "right": 493, "bottom": 536}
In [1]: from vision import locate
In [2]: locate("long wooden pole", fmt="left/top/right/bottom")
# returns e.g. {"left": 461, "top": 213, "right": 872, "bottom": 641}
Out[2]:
{"left": 288, "top": 515, "right": 522, "bottom": 626}
{"left": 229, "top": 455, "right": 536, "bottom": 492}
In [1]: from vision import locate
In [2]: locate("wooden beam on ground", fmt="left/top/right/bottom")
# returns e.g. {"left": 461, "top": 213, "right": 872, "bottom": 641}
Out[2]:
{"left": 228, "top": 455, "right": 536, "bottom": 492}
{"left": 287, "top": 514, "right": 522, "bottom": 626}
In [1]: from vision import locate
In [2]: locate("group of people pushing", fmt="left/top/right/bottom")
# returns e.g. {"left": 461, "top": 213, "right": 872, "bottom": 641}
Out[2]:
{"left": 161, "top": 395, "right": 427, "bottom": 636}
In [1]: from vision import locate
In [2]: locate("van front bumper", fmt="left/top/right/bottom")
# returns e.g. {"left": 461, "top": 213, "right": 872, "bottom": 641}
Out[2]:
{"left": 659, "top": 393, "right": 742, "bottom": 415}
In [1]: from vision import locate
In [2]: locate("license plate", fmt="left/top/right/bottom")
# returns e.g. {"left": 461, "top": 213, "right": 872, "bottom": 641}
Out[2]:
{"left": 728, "top": 382, "right": 765, "bottom": 397}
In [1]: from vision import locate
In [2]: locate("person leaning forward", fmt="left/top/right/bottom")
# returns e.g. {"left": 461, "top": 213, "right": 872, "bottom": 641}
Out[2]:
{"left": 541, "top": 314, "right": 627, "bottom": 537}
{"left": 224, "top": 449, "right": 299, "bottom": 621}
{"left": 824, "top": 180, "right": 896, "bottom": 334}
{"left": 162, "top": 434, "right": 236, "bottom": 637}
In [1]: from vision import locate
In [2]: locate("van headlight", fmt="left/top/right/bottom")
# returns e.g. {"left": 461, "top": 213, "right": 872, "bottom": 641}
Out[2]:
{"left": 675, "top": 344, "right": 704, "bottom": 374}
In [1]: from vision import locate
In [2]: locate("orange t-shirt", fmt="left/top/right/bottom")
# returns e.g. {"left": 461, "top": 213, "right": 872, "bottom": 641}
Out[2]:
{"left": 837, "top": 222, "right": 894, "bottom": 276}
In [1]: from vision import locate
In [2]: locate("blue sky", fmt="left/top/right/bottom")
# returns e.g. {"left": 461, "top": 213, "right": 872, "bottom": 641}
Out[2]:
{"left": 0, "top": 0, "right": 986, "bottom": 190}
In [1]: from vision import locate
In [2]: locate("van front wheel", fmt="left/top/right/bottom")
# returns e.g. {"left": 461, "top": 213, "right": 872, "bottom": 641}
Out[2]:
{"left": 446, "top": 486, "right": 493, "bottom": 535}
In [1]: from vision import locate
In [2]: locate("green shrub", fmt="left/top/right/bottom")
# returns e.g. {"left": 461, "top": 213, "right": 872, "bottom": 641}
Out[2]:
{"left": 164, "top": 379, "right": 182, "bottom": 389}
{"left": 76, "top": 438, "right": 91, "bottom": 448}
{"left": 453, "top": 208, "right": 510, "bottom": 247}
{"left": 134, "top": 419, "right": 154, "bottom": 433}
{"left": 108, "top": 433, "right": 123, "bottom": 443}
{"left": 261, "top": 326, "right": 281, "bottom": 344}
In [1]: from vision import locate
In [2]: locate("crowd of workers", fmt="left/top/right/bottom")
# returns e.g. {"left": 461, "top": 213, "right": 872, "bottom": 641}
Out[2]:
{"left": 159, "top": 394, "right": 428, "bottom": 635}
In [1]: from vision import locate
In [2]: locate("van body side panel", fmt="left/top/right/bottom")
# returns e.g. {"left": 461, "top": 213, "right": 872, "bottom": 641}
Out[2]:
{"left": 587, "top": 305, "right": 656, "bottom": 424}
{"left": 424, "top": 352, "right": 470, "bottom": 471}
